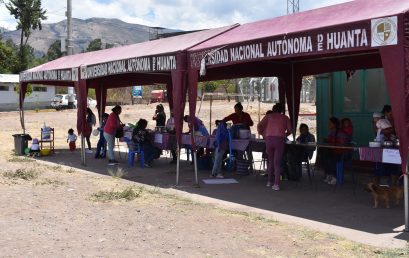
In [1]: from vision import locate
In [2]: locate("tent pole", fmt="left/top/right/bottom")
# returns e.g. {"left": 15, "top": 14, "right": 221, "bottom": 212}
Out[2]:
{"left": 99, "top": 85, "right": 103, "bottom": 123}
{"left": 81, "top": 134, "right": 86, "bottom": 166}
{"left": 405, "top": 152, "right": 409, "bottom": 231}
{"left": 176, "top": 144, "right": 180, "bottom": 185}
{"left": 258, "top": 94, "right": 261, "bottom": 124}
{"left": 291, "top": 63, "right": 296, "bottom": 141}
{"left": 209, "top": 95, "right": 213, "bottom": 133}
{"left": 193, "top": 150, "right": 199, "bottom": 186}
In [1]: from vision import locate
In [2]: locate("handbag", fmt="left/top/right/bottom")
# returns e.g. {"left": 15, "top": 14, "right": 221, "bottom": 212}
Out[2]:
{"left": 115, "top": 127, "right": 124, "bottom": 138}
{"left": 114, "top": 114, "right": 124, "bottom": 138}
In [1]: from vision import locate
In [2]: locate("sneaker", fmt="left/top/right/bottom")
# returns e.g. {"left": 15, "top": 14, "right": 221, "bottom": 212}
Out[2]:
{"left": 216, "top": 174, "right": 224, "bottom": 179}
{"left": 328, "top": 177, "right": 337, "bottom": 185}
{"left": 266, "top": 182, "right": 272, "bottom": 187}
{"left": 144, "top": 163, "right": 152, "bottom": 168}
{"left": 210, "top": 174, "right": 216, "bottom": 178}
{"left": 323, "top": 175, "right": 330, "bottom": 183}
{"left": 86, "top": 149, "right": 93, "bottom": 154}
{"left": 272, "top": 185, "right": 280, "bottom": 191}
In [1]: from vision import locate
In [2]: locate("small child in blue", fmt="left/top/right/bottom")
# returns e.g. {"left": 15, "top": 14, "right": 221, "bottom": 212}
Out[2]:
{"left": 95, "top": 113, "right": 109, "bottom": 159}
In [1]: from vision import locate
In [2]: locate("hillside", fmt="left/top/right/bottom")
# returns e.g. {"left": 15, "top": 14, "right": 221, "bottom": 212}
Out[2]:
{"left": 2, "top": 18, "right": 180, "bottom": 56}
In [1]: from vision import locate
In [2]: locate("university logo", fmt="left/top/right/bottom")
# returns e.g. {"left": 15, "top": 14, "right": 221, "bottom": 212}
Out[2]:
{"left": 371, "top": 16, "right": 398, "bottom": 47}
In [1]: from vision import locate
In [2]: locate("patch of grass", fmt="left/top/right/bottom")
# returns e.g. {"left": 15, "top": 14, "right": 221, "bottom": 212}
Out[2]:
{"left": 108, "top": 167, "right": 126, "bottom": 178}
{"left": 51, "top": 165, "right": 62, "bottom": 171}
{"left": 35, "top": 178, "right": 66, "bottom": 186}
{"left": 65, "top": 168, "right": 76, "bottom": 174}
{"left": 3, "top": 168, "right": 38, "bottom": 180}
{"left": 7, "top": 156, "right": 35, "bottom": 163}
{"left": 378, "top": 248, "right": 409, "bottom": 258}
{"left": 90, "top": 186, "right": 142, "bottom": 202}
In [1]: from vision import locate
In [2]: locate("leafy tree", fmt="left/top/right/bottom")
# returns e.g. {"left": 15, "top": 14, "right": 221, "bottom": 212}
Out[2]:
{"left": 86, "top": 38, "right": 102, "bottom": 52}
{"left": 6, "top": 0, "right": 47, "bottom": 72}
{"left": 0, "top": 39, "right": 18, "bottom": 73}
{"left": 105, "top": 43, "right": 114, "bottom": 49}
{"left": 46, "top": 39, "right": 64, "bottom": 61}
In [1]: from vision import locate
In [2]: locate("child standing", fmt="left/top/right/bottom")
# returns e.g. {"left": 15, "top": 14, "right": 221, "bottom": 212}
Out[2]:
{"left": 95, "top": 113, "right": 109, "bottom": 159}
{"left": 67, "top": 128, "right": 77, "bottom": 152}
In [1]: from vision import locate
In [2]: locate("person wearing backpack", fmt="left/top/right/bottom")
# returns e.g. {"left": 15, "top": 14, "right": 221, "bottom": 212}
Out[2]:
{"left": 211, "top": 120, "right": 229, "bottom": 178}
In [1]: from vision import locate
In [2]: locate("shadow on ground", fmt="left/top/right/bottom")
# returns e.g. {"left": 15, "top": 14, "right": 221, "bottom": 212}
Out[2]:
{"left": 37, "top": 149, "right": 409, "bottom": 242}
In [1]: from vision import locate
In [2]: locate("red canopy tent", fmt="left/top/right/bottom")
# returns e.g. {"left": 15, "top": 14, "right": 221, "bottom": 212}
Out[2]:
{"left": 186, "top": 0, "right": 409, "bottom": 227}
{"left": 18, "top": 24, "right": 238, "bottom": 177}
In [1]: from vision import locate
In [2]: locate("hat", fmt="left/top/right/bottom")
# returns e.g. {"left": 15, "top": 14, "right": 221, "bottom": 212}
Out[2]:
{"left": 373, "top": 112, "right": 383, "bottom": 118}
{"left": 32, "top": 138, "right": 39, "bottom": 144}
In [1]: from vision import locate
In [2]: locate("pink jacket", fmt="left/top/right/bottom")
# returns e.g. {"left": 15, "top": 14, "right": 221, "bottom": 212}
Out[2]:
{"left": 257, "top": 112, "right": 292, "bottom": 138}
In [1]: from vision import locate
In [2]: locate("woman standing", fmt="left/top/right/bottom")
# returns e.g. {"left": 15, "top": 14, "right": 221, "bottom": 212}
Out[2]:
{"left": 153, "top": 104, "right": 166, "bottom": 127}
{"left": 103, "top": 105, "right": 123, "bottom": 165}
{"left": 257, "top": 103, "right": 292, "bottom": 191}
{"left": 84, "top": 108, "right": 96, "bottom": 153}
{"left": 222, "top": 102, "right": 253, "bottom": 129}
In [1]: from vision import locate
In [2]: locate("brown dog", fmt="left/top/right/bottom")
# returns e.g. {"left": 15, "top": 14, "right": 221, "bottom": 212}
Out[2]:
{"left": 366, "top": 183, "right": 404, "bottom": 208}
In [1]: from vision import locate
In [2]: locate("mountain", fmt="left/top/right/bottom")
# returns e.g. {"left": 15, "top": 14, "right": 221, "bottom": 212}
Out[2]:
{"left": 2, "top": 18, "right": 180, "bottom": 56}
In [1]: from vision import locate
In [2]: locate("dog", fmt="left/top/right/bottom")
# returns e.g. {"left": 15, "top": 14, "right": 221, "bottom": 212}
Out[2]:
{"left": 365, "top": 182, "right": 404, "bottom": 209}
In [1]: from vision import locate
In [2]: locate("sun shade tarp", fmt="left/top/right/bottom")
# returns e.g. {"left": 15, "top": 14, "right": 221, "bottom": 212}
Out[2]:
{"left": 187, "top": 0, "right": 409, "bottom": 171}
{"left": 19, "top": 24, "right": 238, "bottom": 141}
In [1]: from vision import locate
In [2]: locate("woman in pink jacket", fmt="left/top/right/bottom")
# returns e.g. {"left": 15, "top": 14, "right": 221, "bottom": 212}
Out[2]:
{"left": 257, "top": 103, "right": 292, "bottom": 191}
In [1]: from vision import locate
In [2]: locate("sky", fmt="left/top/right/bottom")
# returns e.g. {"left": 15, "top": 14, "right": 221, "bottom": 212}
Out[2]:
{"left": 0, "top": 0, "right": 352, "bottom": 31}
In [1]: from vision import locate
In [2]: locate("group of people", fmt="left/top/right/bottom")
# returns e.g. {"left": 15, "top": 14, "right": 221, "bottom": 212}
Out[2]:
{"left": 64, "top": 100, "right": 400, "bottom": 189}
{"left": 210, "top": 102, "right": 292, "bottom": 191}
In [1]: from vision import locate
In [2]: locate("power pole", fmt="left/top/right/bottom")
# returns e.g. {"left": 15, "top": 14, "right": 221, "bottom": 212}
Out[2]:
{"left": 287, "top": 0, "right": 300, "bottom": 14}
{"left": 67, "top": 0, "right": 75, "bottom": 109}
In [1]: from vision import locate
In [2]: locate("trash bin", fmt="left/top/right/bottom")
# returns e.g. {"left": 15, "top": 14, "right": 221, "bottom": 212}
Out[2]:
{"left": 12, "top": 134, "right": 32, "bottom": 156}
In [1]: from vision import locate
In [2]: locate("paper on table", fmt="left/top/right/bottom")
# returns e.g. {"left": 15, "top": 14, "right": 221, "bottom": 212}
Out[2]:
{"left": 154, "top": 133, "right": 163, "bottom": 144}
{"left": 382, "top": 149, "right": 401, "bottom": 164}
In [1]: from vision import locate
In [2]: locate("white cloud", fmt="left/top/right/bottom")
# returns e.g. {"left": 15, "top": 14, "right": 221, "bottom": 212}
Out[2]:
{"left": 0, "top": 0, "right": 351, "bottom": 31}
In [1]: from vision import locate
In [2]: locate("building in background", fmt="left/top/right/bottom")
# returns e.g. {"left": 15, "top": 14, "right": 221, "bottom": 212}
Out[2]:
{"left": 0, "top": 74, "right": 56, "bottom": 111}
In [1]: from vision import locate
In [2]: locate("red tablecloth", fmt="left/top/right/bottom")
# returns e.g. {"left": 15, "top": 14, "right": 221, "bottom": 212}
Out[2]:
{"left": 359, "top": 147, "right": 383, "bottom": 163}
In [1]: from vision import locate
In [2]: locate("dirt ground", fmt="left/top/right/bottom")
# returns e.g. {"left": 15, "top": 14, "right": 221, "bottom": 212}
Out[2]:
{"left": 0, "top": 103, "right": 407, "bottom": 257}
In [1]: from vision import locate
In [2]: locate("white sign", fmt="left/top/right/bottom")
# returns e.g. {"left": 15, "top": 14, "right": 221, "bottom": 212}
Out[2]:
{"left": 382, "top": 149, "right": 401, "bottom": 164}
{"left": 371, "top": 16, "right": 398, "bottom": 47}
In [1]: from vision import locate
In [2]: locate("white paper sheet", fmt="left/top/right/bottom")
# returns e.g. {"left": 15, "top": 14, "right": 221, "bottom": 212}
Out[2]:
{"left": 382, "top": 149, "right": 401, "bottom": 164}
{"left": 202, "top": 178, "right": 239, "bottom": 184}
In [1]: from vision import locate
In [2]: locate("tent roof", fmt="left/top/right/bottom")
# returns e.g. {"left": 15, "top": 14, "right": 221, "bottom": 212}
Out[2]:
{"left": 25, "top": 24, "right": 238, "bottom": 73}
{"left": 190, "top": 0, "right": 409, "bottom": 51}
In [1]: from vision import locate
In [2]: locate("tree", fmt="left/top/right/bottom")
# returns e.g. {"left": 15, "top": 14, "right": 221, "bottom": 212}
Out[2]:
{"left": 0, "top": 39, "right": 18, "bottom": 73}
{"left": 6, "top": 0, "right": 47, "bottom": 72}
{"left": 46, "top": 39, "right": 64, "bottom": 61}
{"left": 86, "top": 38, "right": 102, "bottom": 52}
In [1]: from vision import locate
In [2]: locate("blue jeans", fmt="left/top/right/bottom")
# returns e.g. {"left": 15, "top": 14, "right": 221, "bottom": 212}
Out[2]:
{"left": 95, "top": 135, "right": 106, "bottom": 158}
{"left": 211, "top": 147, "right": 226, "bottom": 176}
{"left": 103, "top": 132, "right": 115, "bottom": 161}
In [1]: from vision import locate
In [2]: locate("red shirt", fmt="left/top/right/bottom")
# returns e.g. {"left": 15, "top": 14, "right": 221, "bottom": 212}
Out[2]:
{"left": 222, "top": 112, "right": 254, "bottom": 127}
{"left": 104, "top": 112, "right": 121, "bottom": 135}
